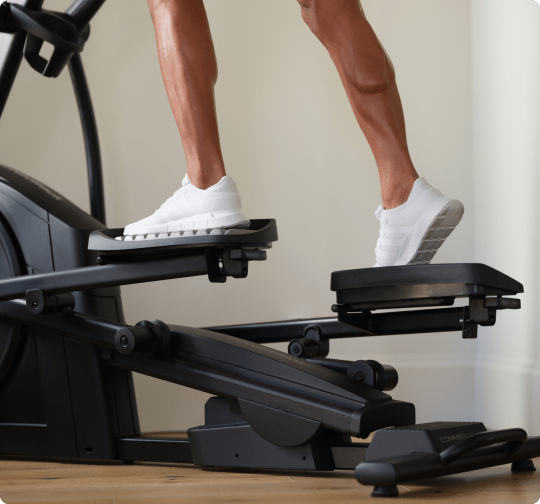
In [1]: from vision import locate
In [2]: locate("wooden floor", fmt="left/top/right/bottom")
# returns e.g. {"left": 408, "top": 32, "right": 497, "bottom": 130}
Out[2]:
{"left": 1, "top": 445, "right": 539, "bottom": 503}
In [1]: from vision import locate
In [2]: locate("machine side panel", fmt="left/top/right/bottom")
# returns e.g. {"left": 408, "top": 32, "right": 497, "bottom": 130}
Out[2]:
{"left": 0, "top": 425, "right": 48, "bottom": 456}
{"left": 0, "top": 329, "right": 46, "bottom": 424}
{"left": 34, "top": 329, "right": 79, "bottom": 458}
{"left": 102, "top": 294, "right": 140, "bottom": 437}
{"left": 63, "top": 340, "right": 119, "bottom": 459}
{"left": 0, "top": 208, "right": 77, "bottom": 457}
{"left": 0, "top": 192, "right": 54, "bottom": 273}
{"left": 0, "top": 329, "right": 50, "bottom": 455}
{"left": 0, "top": 171, "right": 139, "bottom": 460}
{"left": 48, "top": 214, "right": 139, "bottom": 457}
{"left": 0, "top": 164, "right": 103, "bottom": 231}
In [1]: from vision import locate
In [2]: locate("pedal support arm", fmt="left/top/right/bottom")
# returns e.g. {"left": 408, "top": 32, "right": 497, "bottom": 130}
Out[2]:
{"left": 0, "top": 249, "right": 261, "bottom": 302}
{"left": 338, "top": 297, "right": 514, "bottom": 339}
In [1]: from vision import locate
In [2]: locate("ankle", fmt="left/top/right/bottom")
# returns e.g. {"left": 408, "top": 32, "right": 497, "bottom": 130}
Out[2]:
{"left": 381, "top": 177, "right": 418, "bottom": 210}
{"left": 188, "top": 169, "right": 226, "bottom": 190}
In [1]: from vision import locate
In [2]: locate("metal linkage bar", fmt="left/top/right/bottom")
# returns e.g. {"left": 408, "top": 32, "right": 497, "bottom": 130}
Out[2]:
{"left": 207, "top": 306, "right": 482, "bottom": 344}
{"left": 0, "top": 299, "right": 120, "bottom": 348}
{"left": 206, "top": 317, "right": 371, "bottom": 344}
{"left": 0, "top": 298, "right": 415, "bottom": 438}
{"left": 0, "top": 252, "right": 208, "bottom": 302}
{"left": 106, "top": 347, "right": 411, "bottom": 439}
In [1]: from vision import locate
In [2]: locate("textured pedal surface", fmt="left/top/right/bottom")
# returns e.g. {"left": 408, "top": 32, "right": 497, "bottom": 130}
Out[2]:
{"left": 117, "top": 227, "right": 242, "bottom": 242}
{"left": 88, "top": 219, "right": 278, "bottom": 253}
{"left": 408, "top": 200, "right": 464, "bottom": 265}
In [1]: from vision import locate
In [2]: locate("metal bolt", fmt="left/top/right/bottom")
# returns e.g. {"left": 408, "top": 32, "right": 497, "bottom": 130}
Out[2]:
{"left": 32, "top": 301, "right": 38, "bottom": 309}
{"left": 120, "top": 335, "right": 129, "bottom": 347}
{"left": 291, "top": 343, "right": 302, "bottom": 356}
{"left": 355, "top": 373, "right": 365, "bottom": 383}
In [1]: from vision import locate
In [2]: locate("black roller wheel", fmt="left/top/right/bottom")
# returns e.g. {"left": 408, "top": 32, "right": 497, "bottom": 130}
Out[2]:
{"left": 0, "top": 214, "right": 25, "bottom": 389}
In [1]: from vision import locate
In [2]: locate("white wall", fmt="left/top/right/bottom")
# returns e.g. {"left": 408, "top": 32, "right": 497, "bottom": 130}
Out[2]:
{"left": 472, "top": 0, "right": 540, "bottom": 432}
{"left": 0, "top": 0, "right": 475, "bottom": 432}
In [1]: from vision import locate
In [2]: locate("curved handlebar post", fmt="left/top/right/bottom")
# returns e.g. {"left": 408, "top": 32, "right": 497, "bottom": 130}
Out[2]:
{"left": 68, "top": 52, "right": 106, "bottom": 224}
{"left": 66, "top": 0, "right": 106, "bottom": 30}
{"left": 439, "top": 428, "right": 527, "bottom": 465}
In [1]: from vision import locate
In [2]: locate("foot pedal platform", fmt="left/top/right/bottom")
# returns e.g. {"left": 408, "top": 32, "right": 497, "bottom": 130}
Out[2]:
{"left": 331, "top": 264, "right": 522, "bottom": 339}
{"left": 88, "top": 219, "right": 278, "bottom": 256}
{"left": 332, "top": 264, "right": 522, "bottom": 307}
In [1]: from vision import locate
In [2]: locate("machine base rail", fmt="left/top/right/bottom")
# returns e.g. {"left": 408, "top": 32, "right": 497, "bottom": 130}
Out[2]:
{"left": 355, "top": 435, "right": 540, "bottom": 496}
{"left": 117, "top": 436, "right": 192, "bottom": 464}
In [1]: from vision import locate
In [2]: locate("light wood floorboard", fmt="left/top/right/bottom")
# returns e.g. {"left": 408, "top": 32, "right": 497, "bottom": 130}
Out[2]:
{"left": 1, "top": 455, "right": 540, "bottom": 503}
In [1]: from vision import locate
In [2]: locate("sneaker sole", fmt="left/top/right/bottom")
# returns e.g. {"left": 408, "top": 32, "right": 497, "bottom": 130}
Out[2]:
{"left": 123, "top": 210, "right": 250, "bottom": 240}
{"left": 405, "top": 199, "right": 464, "bottom": 265}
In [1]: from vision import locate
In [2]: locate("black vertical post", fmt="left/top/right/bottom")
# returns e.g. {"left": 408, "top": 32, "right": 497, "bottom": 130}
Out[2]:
{"left": 68, "top": 53, "right": 106, "bottom": 224}
{"left": 0, "top": 0, "right": 45, "bottom": 118}
{"left": 66, "top": 0, "right": 107, "bottom": 31}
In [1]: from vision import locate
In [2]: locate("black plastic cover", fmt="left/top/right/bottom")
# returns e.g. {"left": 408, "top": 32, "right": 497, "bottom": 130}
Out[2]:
{"left": 364, "top": 422, "right": 486, "bottom": 461}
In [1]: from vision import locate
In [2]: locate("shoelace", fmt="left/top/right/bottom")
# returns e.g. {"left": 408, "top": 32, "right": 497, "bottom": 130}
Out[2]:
{"left": 156, "top": 175, "right": 190, "bottom": 212}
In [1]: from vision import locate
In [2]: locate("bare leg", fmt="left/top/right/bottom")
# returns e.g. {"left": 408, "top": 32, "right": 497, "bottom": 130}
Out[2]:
{"left": 297, "top": 0, "right": 419, "bottom": 209}
{"left": 147, "top": 0, "right": 225, "bottom": 189}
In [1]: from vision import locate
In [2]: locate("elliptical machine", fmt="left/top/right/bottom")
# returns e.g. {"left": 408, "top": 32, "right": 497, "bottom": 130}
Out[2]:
{"left": 0, "top": 1, "right": 539, "bottom": 498}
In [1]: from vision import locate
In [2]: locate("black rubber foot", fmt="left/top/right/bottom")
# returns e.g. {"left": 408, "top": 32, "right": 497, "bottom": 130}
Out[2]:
{"left": 123, "top": 460, "right": 135, "bottom": 465}
{"left": 511, "top": 460, "right": 536, "bottom": 472}
{"left": 372, "top": 486, "right": 399, "bottom": 497}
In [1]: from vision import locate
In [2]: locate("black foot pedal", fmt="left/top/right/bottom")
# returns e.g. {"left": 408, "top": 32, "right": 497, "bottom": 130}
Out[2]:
{"left": 88, "top": 219, "right": 277, "bottom": 254}
{"left": 372, "top": 485, "right": 399, "bottom": 497}
{"left": 511, "top": 459, "right": 536, "bottom": 472}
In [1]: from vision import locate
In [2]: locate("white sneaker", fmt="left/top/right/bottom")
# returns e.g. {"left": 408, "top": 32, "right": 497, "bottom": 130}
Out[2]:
{"left": 374, "top": 178, "right": 464, "bottom": 267}
{"left": 123, "top": 174, "right": 249, "bottom": 237}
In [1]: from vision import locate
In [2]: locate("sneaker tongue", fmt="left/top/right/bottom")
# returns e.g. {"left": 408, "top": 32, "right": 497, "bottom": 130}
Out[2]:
{"left": 374, "top": 205, "right": 385, "bottom": 220}
{"left": 182, "top": 174, "right": 191, "bottom": 187}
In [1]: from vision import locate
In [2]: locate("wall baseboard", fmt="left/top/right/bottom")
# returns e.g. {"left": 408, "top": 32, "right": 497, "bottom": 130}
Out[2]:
{"left": 474, "top": 356, "right": 540, "bottom": 433}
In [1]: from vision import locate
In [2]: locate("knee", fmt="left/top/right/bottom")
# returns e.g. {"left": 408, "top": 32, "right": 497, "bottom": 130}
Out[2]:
{"left": 147, "top": 0, "right": 179, "bottom": 23}
{"left": 297, "top": 0, "right": 357, "bottom": 40}
{"left": 297, "top": 0, "right": 324, "bottom": 40}
{"left": 296, "top": 0, "right": 394, "bottom": 94}
{"left": 147, "top": 0, "right": 163, "bottom": 14}
{"left": 147, "top": 0, "right": 165, "bottom": 23}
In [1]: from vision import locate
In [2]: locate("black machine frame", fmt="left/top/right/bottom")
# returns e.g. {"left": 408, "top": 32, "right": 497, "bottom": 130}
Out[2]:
{"left": 1, "top": 0, "right": 540, "bottom": 498}
{"left": 0, "top": 0, "right": 106, "bottom": 222}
